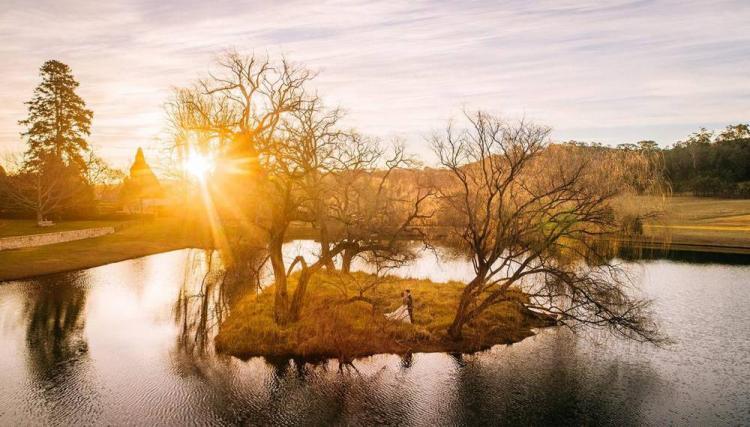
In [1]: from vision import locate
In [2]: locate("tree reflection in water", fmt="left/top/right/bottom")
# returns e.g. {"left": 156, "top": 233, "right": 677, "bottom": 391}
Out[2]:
{"left": 167, "top": 244, "right": 666, "bottom": 425}
{"left": 0, "top": 248, "right": 692, "bottom": 425}
{"left": 172, "top": 246, "right": 268, "bottom": 358}
{"left": 22, "top": 272, "right": 100, "bottom": 421}
{"left": 445, "top": 330, "right": 665, "bottom": 425}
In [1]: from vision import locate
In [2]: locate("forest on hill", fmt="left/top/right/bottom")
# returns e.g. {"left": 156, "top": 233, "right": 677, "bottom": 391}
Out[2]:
{"left": 568, "top": 123, "right": 750, "bottom": 198}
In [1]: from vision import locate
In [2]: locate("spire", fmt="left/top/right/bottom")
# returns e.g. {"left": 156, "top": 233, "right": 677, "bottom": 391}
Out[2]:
{"left": 130, "top": 147, "right": 150, "bottom": 176}
{"left": 135, "top": 147, "right": 145, "bottom": 163}
{"left": 124, "top": 147, "right": 163, "bottom": 198}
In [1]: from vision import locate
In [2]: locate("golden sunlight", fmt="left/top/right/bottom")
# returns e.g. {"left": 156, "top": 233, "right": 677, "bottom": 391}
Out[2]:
{"left": 184, "top": 152, "right": 214, "bottom": 180}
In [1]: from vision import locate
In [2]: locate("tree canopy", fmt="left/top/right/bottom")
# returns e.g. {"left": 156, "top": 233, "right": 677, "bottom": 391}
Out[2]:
{"left": 19, "top": 60, "right": 93, "bottom": 173}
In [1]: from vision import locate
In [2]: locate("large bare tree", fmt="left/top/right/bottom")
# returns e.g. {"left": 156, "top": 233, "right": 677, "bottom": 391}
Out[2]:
{"left": 266, "top": 101, "right": 433, "bottom": 322}
{"left": 168, "top": 51, "right": 431, "bottom": 324}
{"left": 167, "top": 51, "right": 315, "bottom": 324}
{"left": 433, "top": 111, "right": 663, "bottom": 343}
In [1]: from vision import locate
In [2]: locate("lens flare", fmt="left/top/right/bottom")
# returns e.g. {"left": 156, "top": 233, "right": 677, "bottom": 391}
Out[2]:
{"left": 184, "top": 152, "right": 213, "bottom": 180}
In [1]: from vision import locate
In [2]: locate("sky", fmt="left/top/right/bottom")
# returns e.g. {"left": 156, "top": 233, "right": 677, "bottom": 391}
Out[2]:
{"left": 1, "top": 0, "right": 749, "bottom": 168}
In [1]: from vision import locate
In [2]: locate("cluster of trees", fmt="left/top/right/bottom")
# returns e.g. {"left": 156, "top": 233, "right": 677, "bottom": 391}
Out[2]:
{"left": 596, "top": 124, "right": 750, "bottom": 198}
{"left": 661, "top": 125, "right": 750, "bottom": 197}
{"left": 564, "top": 123, "right": 750, "bottom": 198}
{"left": 0, "top": 55, "right": 666, "bottom": 343}
{"left": 169, "top": 52, "right": 664, "bottom": 342}
{"left": 0, "top": 60, "right": 119, "bottom": 222}
{"left": 168, "top": 52, "right": 434, "bottom": 324}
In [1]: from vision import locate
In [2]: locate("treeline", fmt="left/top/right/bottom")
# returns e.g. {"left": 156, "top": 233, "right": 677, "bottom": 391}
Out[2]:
{"left": 567, "top": 123, "right": 750, "bottom": 198}
{"left": 661, "top": 125, "right": 749, "bottom": 197}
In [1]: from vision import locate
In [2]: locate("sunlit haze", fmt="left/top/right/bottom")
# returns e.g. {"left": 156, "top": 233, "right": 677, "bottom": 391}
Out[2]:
{"left": 183, "top": 152, "right": 214, "bottom": 181}
{"left": 1, "top": 0, "right": 749, "bottom": 168}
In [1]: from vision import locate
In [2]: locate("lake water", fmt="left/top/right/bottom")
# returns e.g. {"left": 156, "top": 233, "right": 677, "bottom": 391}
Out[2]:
{"left": 1, "top": 244, "right": 749, "bottom": 425}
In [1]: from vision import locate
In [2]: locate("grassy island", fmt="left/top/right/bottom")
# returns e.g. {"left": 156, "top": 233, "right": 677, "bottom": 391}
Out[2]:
{"left": 215, "top": 272, "right": 554, "bottom": 360}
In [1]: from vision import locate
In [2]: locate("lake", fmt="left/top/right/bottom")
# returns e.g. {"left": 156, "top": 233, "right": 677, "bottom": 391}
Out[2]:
{"left": 1, "top": 243, "right": 749, "bottom": 425}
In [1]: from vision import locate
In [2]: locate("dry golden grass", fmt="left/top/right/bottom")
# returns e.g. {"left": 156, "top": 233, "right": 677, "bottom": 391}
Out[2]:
{"left": 619, "top": 196, "right": 750, "bottom": 252}
{"left": 215, "top": 271, "right": 550, "bottom": 360}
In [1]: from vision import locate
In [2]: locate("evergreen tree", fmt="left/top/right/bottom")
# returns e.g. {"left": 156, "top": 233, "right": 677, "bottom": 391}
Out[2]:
{"left": 19, "top": 60, "right": 93, "bottom": 172}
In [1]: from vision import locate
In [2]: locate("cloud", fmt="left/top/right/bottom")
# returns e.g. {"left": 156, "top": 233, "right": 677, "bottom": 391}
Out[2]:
{"left": 1, "top": 0, "right": 749, "bottom": 166}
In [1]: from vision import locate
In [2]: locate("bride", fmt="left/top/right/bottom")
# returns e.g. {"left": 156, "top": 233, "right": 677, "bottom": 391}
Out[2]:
{"left": 385, "top": 291, "right": 411, "bottom": 323}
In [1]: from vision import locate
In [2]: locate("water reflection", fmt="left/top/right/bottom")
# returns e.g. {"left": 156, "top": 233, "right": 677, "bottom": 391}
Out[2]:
{"left": 24, "top": 273, "right": 89, "bottom": 379}
{"left": 617, "top": 245, "right": 750, "bottom": 265}
{"left": 444, "top": 333, "right": 663, "bottom": 425}
{"left": 16, "top": 273, "right": 102, "bottom": 424}
{"left": 0, "top": 247, "right": 748, "bottom": 425}
{"left": 171, "top": 246, "right": 268, "bottom": 360}
{"left": 216, "top": 336, "right": 663, "bottom": 425}
{"left": 172, "top": 250, "right": 225, "bottom": 357}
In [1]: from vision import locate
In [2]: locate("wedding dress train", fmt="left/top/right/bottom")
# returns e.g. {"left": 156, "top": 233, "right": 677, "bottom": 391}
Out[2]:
{"left": 385, "top": 305, "right": 411, "bottom": 323}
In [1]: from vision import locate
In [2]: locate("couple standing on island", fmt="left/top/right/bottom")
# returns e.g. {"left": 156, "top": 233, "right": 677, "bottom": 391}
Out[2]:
{"left": 385, "top": 290, "right": 414, "bottom": 323}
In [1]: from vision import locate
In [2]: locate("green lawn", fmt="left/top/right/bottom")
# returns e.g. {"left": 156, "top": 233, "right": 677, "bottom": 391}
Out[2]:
{"left": 0, "top": 218, "right": 211, "bottom": 281}
{"left": 0, "top": 219, "right": 129, "bottom": 237}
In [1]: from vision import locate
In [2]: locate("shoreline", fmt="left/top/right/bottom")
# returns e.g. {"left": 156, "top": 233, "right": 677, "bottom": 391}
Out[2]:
{"left": 616, "top": 238, "right": 750, "bottom": 255}
{"left": 230, "top": 327, "right": 550, "bottom": 364}
{"left": 215, "top": 272, "right": 556, "bottom": 361}
{"left": 2, "top": 232, "right": 748, "bottom": 283}
{"left": 0, "top": 221, "right": 315, "bottom": 282}
{"left": 0, "top": 245, "right": 194, "bottom": 282}
{"left": 0, "top": 218, "right": 208, "bottom": 282}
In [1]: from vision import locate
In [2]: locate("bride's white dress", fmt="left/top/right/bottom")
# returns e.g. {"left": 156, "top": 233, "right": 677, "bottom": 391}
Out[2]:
{"left": 385, "top": 305, "right": 411, "bottom": 323}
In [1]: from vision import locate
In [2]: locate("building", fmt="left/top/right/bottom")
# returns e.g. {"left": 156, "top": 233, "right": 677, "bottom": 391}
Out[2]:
{"left": 119, "top": 148, "right": 166, "bottom": 214}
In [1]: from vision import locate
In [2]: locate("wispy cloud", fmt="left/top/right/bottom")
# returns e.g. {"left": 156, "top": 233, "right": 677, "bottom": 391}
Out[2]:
{"left": 1, "top": 0, "right": 748, "bottom": 165}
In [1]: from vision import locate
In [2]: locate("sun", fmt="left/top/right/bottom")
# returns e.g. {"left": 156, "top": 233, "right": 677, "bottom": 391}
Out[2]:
{"left": 184, "top": 152, "right": 214, "bottom": 180}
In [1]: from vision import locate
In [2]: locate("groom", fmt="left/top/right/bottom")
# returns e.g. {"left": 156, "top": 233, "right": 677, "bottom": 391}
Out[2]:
{"left": 405, "top": 289, "right": 414, "bottom": 323}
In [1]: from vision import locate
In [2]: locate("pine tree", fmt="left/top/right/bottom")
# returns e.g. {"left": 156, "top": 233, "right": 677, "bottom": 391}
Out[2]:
{"left": 9, "top": 60, "right": 96, "bottom": 222}
{"left": 19, "top": 60, "right": 93, "bottom": 172}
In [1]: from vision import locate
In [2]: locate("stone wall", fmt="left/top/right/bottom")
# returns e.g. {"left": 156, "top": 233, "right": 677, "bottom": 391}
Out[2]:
{"left": 0, "top": 227, "right": 115, "bottom": 251}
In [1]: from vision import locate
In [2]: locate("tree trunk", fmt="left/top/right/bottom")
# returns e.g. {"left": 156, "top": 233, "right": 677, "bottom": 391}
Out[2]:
{"left": 288, "top": 268, "right": 312, "bottom": 322}
{"left": 448, "top": 298, "right": 470, "bottom": 340}
{"left": 447, "top": 277, "right": 482, "bottom": 340}
{"left": 319, "top": 238, "right": 335, "bottom": 270}
{"left": 36, "top": 178, "right": 43, "bottom": 224}
{"left": 341, "top": 247, "right": 354, "bottom": 274}
{"left": 269, "top": 232, "right": 290, "bottom": 325}
{"left": 316, "top": 207, "right": 335, "bottom": 270}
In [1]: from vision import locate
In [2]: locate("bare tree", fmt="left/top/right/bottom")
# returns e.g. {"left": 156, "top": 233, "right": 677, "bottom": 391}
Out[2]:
{"left": 167, "top": 51, "right": 315, "bottom": 324}
{"left": 327, "top": 146, "right": 435, "bottom": 274}
{"left": 0, "top": 154, "right": 88, "bottom": 223}
{"left": 433, "top": 111, "right": 663, "bottom": 343}
{"left": 275, "top": 104, "right": 433, "bottom": 321}
{"left": 169, "top": 52, "right": 436, "bottom": 324}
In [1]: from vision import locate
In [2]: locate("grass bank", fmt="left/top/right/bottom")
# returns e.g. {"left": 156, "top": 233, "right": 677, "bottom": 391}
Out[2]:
{"left": 623, "top": 196, "right": 750, "bottom": 254}
{"left": 0, "top": 217, "right": 210, "bottom": 281}
{"left": 215, "top": 271, "right": 552, "bottom": 360}
{"left": 0, "top": 218, "right": 316, "bottom": 281}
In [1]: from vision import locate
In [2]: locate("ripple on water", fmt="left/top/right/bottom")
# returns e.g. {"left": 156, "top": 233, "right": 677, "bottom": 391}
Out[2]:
{"left": 0, "top": 250, "right": 749, "bottom": 425}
